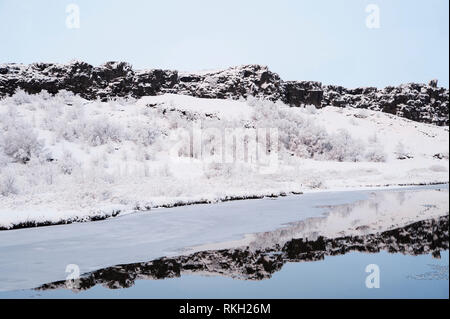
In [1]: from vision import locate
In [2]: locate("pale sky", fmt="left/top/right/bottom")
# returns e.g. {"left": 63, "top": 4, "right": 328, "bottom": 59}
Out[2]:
{"left": 0, "top": 0, "right": 448, "bottom": 88}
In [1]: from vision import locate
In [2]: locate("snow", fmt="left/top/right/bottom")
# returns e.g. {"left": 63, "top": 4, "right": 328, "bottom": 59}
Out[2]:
{"left": 0, "top": 91, "right": 448, "bottom": 228}
{"left": 309, "top": 106, "right": 448, "bottom": 159}
{"left": 0, "top": 185, "right": 447, "bottom": 292}
{"left": 137, "top": 94, "right": 253, "bottom": 120}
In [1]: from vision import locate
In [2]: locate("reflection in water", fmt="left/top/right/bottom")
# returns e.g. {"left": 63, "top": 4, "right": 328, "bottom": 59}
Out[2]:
{"left": 37, "top": 215, "right": 449, "bottom": 292}
{"left": 207, "top": 188, "right": 449, "bottom": 252}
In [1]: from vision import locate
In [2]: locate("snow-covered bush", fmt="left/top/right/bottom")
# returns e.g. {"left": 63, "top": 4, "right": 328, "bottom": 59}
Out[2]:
{"left": 394, "top": 141, "right": 411, "bottom": 159}
{"left": 82, "top": 117, "right": 123, "bottom": 146}
{"left": 0, "top": 168, "right": 19, "bottom": 196}
{"left": 10, "top": 89, "right": 33, "bottom": 104}
{"left": 249, "top": 99, "right": 368, "bottom": 162}
{"left": 301, "top": 172, "right": 325, "bottom": 189}
{"left": 128, "top": 122, "right": 160, "bottom": 147}
{"left": 0, "top": 112, "right": 44, "bottom": 163}
{"left": 365, "top": 146, "right": 387, "bottom": 162}
{"left": 58, "top": 150, "right": 80, "bottom": 175}
{"left": 326, "top": 129, "right": 365, "bottom": 162}
{"left": 203, "top": 162, "right": 244, "bottom": 179}
{"left": 365, "top": 133, "right": 386, "bottom": 162}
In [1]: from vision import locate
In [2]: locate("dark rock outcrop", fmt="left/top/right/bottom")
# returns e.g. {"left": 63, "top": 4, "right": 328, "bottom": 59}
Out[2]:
{"left": 0, "top": 61, "right": 448, "bottom": 125}
{"left": 323, "top": 82, "right": 449, "bottom": 126}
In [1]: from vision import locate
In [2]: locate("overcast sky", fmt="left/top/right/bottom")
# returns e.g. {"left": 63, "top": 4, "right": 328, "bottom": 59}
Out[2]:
{"left": 0, "top": 0, "right": 448, "bottom": 88}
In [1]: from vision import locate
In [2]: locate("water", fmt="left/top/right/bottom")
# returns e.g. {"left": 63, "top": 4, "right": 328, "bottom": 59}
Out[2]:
{"left": 0, "top": 185, "right": 448, "bottom": 298}
{"left": 2, "top": 251, "right": 448, "bottom": 299}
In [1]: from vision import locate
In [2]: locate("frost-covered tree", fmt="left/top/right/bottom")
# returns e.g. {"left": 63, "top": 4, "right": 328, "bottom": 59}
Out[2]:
{"left": 0, "top": 169, "right": 18, "bottom": 196}
{"left": 0, "top": 113, "right": 44, "bottom": 163}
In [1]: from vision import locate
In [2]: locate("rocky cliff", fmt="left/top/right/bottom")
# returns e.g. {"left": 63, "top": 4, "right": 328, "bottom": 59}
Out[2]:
{"left": 324, "top": 82, "right": 449, "bottom": 126}
{"left": 1, "top": 61, "right": 448, "bottom": 125}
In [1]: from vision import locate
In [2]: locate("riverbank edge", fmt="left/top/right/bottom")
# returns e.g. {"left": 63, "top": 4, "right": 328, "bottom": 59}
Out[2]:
{"left": 1, "top": 181, "right": 448, "bottom": 231}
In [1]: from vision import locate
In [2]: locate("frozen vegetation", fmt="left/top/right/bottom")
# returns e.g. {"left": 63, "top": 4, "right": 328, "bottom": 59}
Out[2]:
{"left": 0, "top": 90, "right": 448, "bottom": 228}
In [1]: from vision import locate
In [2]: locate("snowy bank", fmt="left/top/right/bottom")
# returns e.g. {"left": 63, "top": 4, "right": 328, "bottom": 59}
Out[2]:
{"left": 0, "top": 91, "right": 448, "bottom": 229}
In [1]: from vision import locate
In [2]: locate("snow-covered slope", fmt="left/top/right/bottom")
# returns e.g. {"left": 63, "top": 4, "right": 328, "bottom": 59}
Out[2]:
{"left": 0, "top": 91, "right": 448, "bottom": 229}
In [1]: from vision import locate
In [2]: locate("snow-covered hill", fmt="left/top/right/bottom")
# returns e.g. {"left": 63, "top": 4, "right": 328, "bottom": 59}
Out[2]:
{"left": 0, "top": 90, "right": 448, "bottom": 229}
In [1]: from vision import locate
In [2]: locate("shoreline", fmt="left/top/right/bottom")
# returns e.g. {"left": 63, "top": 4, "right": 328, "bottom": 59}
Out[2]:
{"left": 1, "top": 181, "right": 448, "bottom": 232}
